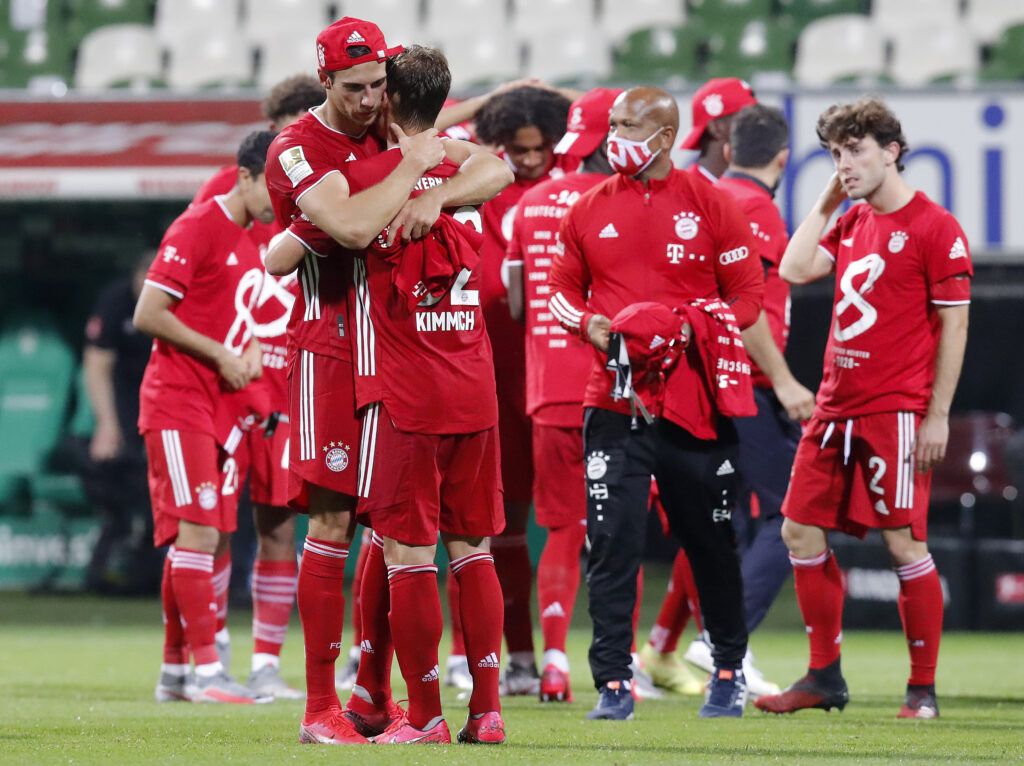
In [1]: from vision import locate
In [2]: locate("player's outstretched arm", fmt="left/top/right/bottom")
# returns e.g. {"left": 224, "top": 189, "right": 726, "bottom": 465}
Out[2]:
{"left": 133, "top": 284, "right": 251, "bottom": 390}
{"left": 780, "top": 172, "right": 844, "bottom": 285}
{"left": 741, "top": 312, "right": 816, "bottom": 420}
{"left": 914, "top": 302, "right": 969, "bottom": 472}
{"left": 299, "top": 126, "right": 445, "bottom": 250}
{"left": 265, "top": 230, "right": 307, "bottom": 276}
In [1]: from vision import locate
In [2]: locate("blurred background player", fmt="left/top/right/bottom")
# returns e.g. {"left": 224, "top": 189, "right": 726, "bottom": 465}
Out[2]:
{"left": 504, "top": 87, "right": 621, "bottom": 704}
{"left": 678, "top": 77, "right": 757, "bottom": 183}
{"left": 449, "top": 85, "right": 572, "bottom": 695}
{"left": 550, "top": 86, "right": 763, "bottom": 720}
{"left": 135, "top": 130, "right": 277, "bottom": 705}
{"left": 757, "top": 98, "right": 971, "bottom": 720}
{"left": 189, "top": 72, "right": 324, "bottom": 700}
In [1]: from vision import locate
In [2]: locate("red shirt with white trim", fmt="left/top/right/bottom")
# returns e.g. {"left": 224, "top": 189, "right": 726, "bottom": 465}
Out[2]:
{"left": 265, "top": 109, "right": 382, "bottom": 363}
{"left": 548, "top": 168, "right": 763, "bottom": 435}
{"left": 507, "top": 172, "right": 605, "bottom": 427}
{"left": 815, "top": 191, "right": 972, "bottom": 419}
{"left": 716, "top": 173, "right": 790, "bottom": 389}
{"left": 139, "top": 197, "right": 265, "bottom": 436}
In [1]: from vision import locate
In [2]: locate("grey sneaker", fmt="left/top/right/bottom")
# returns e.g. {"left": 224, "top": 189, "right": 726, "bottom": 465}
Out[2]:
{"left": 248, "top": 664, "right": 305, "bottom": 700}
{"left": 444, "top": 655, "right": 474, "bottom": 690}
{"left": 154, "top": 670, "right": 191, "bottom": 702}
{"left": 192, "top": 671, "right": 271, "bottom": 704}
{"left": 499, "top": 660, "right": 541, "bottom": 696}
{"left": 335, "top": 654, "right": 359, "bottom": 690}
{"left": 629, "top": 656, "right": 665, "bottom": 700}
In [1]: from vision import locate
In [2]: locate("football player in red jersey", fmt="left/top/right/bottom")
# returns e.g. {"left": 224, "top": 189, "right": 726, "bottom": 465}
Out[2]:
{"left": 679, "top": 77, "right": 757, "bottom": 185}
{"left": 263, "top": 17, "right": 511, "bottom": 746}
{"left": 190, "top": 73, "right": 324, "bottom": 702}
{"left": 755, "top": 98, "right": 971, "bottom": 720}
{"left": 452, "top": 85, "right": 572, "bottom": 695}
{"left": 134, "top": 130, "right": 277, "bottom": 705}
{"left": 503, "top": 87, "right": 621, "bottom": 704}
{"left": 549, "top": 86, "right": 764, "bottom": 720}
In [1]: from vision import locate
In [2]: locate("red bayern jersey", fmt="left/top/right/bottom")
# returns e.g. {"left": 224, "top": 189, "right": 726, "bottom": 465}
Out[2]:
{"left": 685, "top": 161, "right": 719, "bottom": 186}
{"left": 548, "top": 168, "right": 763, "bottom": 437}
{"left": 815, "top": 191, "right": 972, "bottom": 420}
{"left": 507, "top": 172, "right": 605, "bottom": 427}
{"left": 139, "top": 197, "right": 265, "bottom": 436}
{"left": 265, "top": 109, "right": 382, "bottom": 363}
{"left": 292, "top": 150, "right": 497, "bottom": 434}
{"left": 716, "top": 172, "right": 790, "bottom": 389}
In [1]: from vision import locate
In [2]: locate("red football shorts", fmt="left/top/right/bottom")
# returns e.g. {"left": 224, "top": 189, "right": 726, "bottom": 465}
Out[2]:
{"left": 357, "top": 404, "right": 505, "bottom": 546}
{"left": 287, "top": 349, "right": 362, "bottom": 508}
{"left": 532, "top": 423, "right": 585, "bottom": 528}
{"left": 235, "top": 424, "right": 291, "bottom": 508}
{"left": 495, "top": 366, "right": 533, "bottom": 504}
{"left": 782, "top": 412, "right": 932, "bottom": 540}
{"left": 144, "top": 429, "right": 239, "bottom": 547}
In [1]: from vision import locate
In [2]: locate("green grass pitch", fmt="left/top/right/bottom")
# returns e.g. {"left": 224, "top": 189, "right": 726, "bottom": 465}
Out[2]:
{"left": 2, "top": 570, "right": 1022, "bottom": 765}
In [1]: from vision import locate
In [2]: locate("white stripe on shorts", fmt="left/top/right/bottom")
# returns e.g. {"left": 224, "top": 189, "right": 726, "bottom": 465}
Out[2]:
{"left": 299, "top": 350, "right": 315, "bottom": 461}
{"left": 162, "top": 430, "right": 193, "bottom": 507}
{"left": 357, "top": 403, "right": 379, "bottom": 499}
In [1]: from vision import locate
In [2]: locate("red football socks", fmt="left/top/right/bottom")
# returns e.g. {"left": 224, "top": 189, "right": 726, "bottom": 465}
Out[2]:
{"left": 388, "top": 564, "right": 443, "bottom": 730}
{"left": 537, "top": 523, "right": 585, "bottom": 654}
{"left": 212, "top": 550, "right": 231, "bottom": 634}
{"left": 896, "top": 554, "right": 943, "bottom": 687}
{"left": 791, "top": 549, "right": 844, "bottom": 670}
{"left": 492, "top": 533, "right": 534, "bottom": 655}
{"left": 351, "top": 533, "right": 394, "bottom": 708}
{"left": 297, "top": 537, "right": 348, "bottom": 717}
{"left": 648, "top": 549, "right": 702, "bottom": 653}
{"left": 170, "top": 546, "right": 218, "bottom": 667}
{"left": 161, "top": 549, "right": 187, "bottom": 664}
{"left": 451, "top": 552, "right": 504, "bottom": 715}
{"left": 251, "top": 558, "right": 297, "bottom": 657}
{"left": 350, "top": 531, "right": 371, "bottom": 644}
{"left": 447, "top": 568, "right": 467, "bottom": 656}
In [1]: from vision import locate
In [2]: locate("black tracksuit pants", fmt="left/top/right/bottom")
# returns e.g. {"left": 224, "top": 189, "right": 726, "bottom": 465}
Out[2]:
{"left": 583, "top": 407, "right": 748, "bottom": 687}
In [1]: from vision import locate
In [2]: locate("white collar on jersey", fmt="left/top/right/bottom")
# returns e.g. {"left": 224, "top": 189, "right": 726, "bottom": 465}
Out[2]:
{"left": 309, "top": 103, "right": 368, "bottom": 140}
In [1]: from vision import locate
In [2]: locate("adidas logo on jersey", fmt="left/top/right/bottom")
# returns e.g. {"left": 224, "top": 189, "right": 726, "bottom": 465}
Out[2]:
{"left": 716, "top": 459, "right": 735, "bottom": 476}
{"left": 346, "top": 30, "right": 366, "bottom": 44}
{"left": 346, "top": 152, "right": 356, "bottom": 162}
{"left": 841, "top": 237, "right": 855, "bottom": 248}
{"left": 542, "top": 601, "right": 566, "bottom": 619}
{"left": 421, "top": 664, "right": 440, "bottom": 683}
{"left": 874, "top": 499, "right": 890, "bottom": 516}
{"left": 360, "top": 639, "right": 374, "bottom": 654}
{"left": 478, "top": 652, "right": 500, "bottom": 669}
{"left": 949, "top": 236, "right": 967, "bottom": 260}
{"left": 599, "top": 223, "right": 619, "bottom": 238}
{"left": 226, "top": 252, "right": 238, "bottom": 266}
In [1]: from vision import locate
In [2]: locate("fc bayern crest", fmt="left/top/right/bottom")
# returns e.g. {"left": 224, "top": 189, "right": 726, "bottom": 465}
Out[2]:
{"left": 888, "top": 230, "right": 908, "bottom": 253}
{"left": 702, "top": 93, "right": 724, "bottom": 117}
{"left": 197, "top": 482, "right": 218, "bottom": 511}
{"left": 324, "top": 442, "right": 350, "bottom": 473}
{"left": 674, "top": 211, "right": 701, "bottom": 241}
{"left": 317, "top": 43, "right": 326, "bottom": 68}
{"left": 586, "top": 451, "right": 610, "bottom": 480}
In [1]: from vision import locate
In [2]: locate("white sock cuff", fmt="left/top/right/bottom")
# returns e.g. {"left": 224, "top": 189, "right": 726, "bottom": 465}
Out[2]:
{"left": 789, "top": 549, "right": 831, "bottom": 568}
{"left": 896, "top": 554, "right": 935, "bottom": 581}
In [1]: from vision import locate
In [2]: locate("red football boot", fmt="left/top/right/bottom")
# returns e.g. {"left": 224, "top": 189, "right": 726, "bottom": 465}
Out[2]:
{"left": 897, "top": 685, "right": 939, "bottom": 719}
{"left": 343, "top": 696, "right": 405, "bottom": 737}
{"left": 298, "top": 708, "right": 371, "bottom": 745}
{"left": 754, "top": 671, "right": 850, "bottom": 715}
{"left": 373, "top": 712, "right": 451, "bottom": 744}
{"left": 539, "top": 664, "right": 573, "bottom": 703}
{"left": 457, "top": 711, "right": 506, "bottom": 744}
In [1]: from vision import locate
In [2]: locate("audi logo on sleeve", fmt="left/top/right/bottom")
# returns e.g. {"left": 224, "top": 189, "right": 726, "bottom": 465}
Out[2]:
{"left": 718, "top": 246, "right": 749, "bottom": 265}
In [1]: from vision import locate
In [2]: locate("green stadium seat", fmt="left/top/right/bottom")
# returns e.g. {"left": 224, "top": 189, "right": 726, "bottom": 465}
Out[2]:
{"left": 0, "top": 28, "right": 73, "bottom": 88}
{"left": 775, "top": 0, "right": 865, "bottom": 28}
{"left": 981, "top": 23, "right": 1024, "bottom": 81}
{"left": 705, "top": 18, "right": 796, "bottom": 80}
{"left": 612, "top": 24, "right": 705, "bottom": 85}
{"left": 68, "top": 0, "right": 154, "bottom": 41}
{"left": 687, "top": 0, "right": 772, "bottom": 26}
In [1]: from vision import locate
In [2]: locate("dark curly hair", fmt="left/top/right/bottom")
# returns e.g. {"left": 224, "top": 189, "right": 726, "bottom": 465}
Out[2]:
{"left": 262, "top": 74, "right": 324, "bottom": 126}
{"left": 474, "top": 86, "right": 571, "bottom": 148}
{"left": 817, "top": 97, "right": 909, "bottom": 172}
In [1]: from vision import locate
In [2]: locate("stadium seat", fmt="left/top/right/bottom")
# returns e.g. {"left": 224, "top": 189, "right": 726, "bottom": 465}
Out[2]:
{"left": 776, "top": 0, "right": 866, "bottom": 28}
{"left": 967, "top": 0, "right": 1024, "bottom": 44}
{"left": 705, "top": 18, "right": 796, "bottom": 81}
{"left": 888, "top": 23, "right": 978, "bottom": 86}
{"left": 525, "top": 25, "right": 610, "bottom": 83}
{"left": 243, "top": 0, "right": 330, "bottom": 47}
{"left": 794, "top": 14, "right": 885, "bottom": 86}
{"left": 871, "top": 0, "right": 960, "bottom": 30}
{"left": 0, "top": 28, "right": 73, "bottom": 89}
{"left": 424, "top": 0, "right": 511, "bottom": 47}
{"left": 75, "top": 24, "right": 162, "bottom": 90}
{"left": 155, "top": 0, "right": 241, "bottom": 46}
{"left": 612, "top": 25, "right": 703, "bottom": 85}
{"left": 67, "top": 0, "right": 154, "bottom": 41}
{"left": 980, "top": 22, "right": 1024, "bottom": 81}
{"left": 442, "top": 34, "right": 522, "bottom": 88}
{"left": 166, "top": 31, "right": 252, "bottom": 89}
{"left": 513, "top": 0, "right": 595, "bottom": 37}
{"left": 599, "top": 0, "right": 685, "bottom": 44}
{"left": 344, "top": 0, "right": 421, "bottom": 46}
{"left": 256, "top": 33, "right": 320, "bottom": 89}
{"left": 688, "top": 0, "right": 772, "bottom": 26}
{"left": 0, "top": 318, "right": 75, "bottom": 510}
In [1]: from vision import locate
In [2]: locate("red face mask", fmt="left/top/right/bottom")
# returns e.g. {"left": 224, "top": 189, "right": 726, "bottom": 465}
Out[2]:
{"left": 606, "top": 127, "right": 664, "bottom": 177}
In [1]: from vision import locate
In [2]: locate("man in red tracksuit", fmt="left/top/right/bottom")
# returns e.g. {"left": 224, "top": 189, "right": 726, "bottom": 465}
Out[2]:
{"left": 548, "top": 86, "right": 763, "bottom": 720}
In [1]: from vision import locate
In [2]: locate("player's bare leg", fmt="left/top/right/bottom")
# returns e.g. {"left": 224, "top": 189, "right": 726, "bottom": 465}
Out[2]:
{"left": 755, "top": 519, "right": 849, "bottom": 714}
{"left": 376, "top": 538, "right": 451, "bottom": 745}
{"left": 492, "top": 500, "right": 539, "bottom": 695}
{"left": 249, "top": 505, "right": 302, "bottom": 699}
{"left": 882, "top": 526, "right": 942, "bottom": 719}
{"left": 297, "top": 487, "right": 367, "bottom": 744}
{"left": 445, "top": 534, "right": 505, "bottom": 744}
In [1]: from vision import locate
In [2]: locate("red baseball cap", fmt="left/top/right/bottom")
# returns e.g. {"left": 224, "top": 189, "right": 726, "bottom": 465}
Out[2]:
{"left": 554, "top": 87, "right": 624, "bottom": 158}
{"left": 316, "top": 17, "right": 403, "bottom": 75}
{"left": 609, "top": 302, "right": 688, "bottom": 379}
{"left": 678, "top": 78, "right": 757, "bottom": 151}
